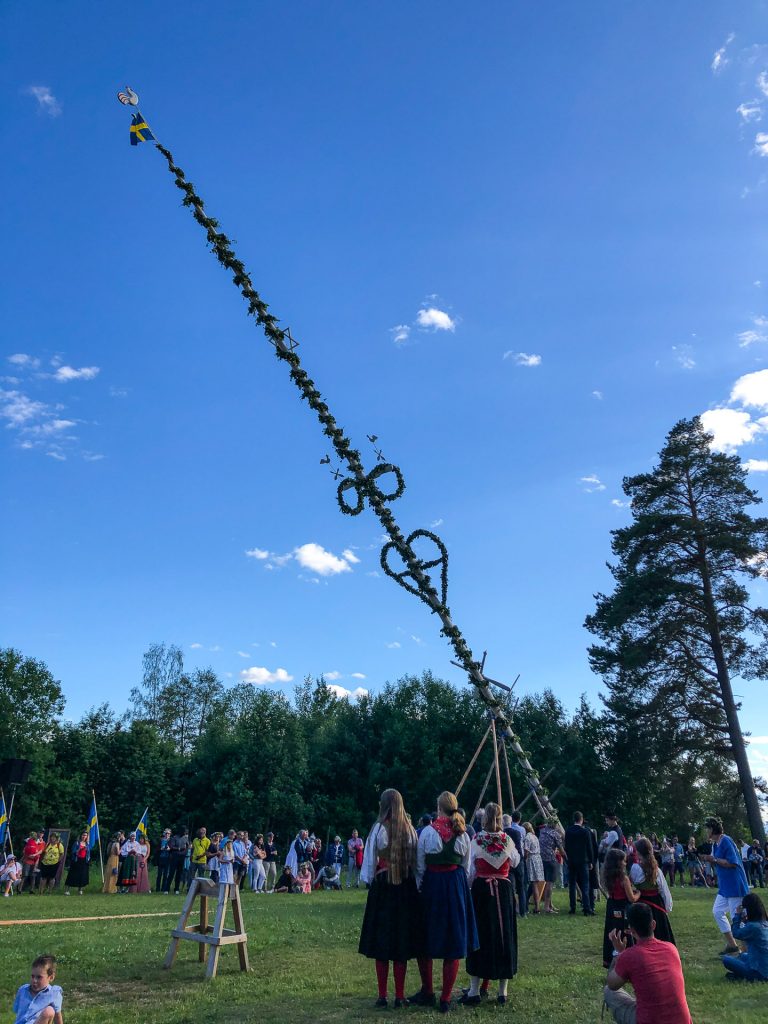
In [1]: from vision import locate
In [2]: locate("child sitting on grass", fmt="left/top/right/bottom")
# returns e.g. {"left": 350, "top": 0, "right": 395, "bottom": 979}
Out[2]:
{"left": 1, "top": 854, "right": 22, "bottom": 896}
{"left": 13, "top": 954, "right": 63, "bottom": 1024}
{"left": 722, "top": 893, "right": 768, "bottom": 982}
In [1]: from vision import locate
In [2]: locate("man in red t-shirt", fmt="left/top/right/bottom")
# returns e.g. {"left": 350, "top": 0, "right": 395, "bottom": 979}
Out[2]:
{"left": 604, "top": 902, "right": 692, "bottom": 1024}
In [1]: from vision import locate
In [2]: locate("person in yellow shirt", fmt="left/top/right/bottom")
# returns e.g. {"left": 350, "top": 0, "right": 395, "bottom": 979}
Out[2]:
{"left": 38, "top": 833, "right": 65, "bottom": 894}
{"left": 191, "top": 827, "right": 211, "bottom": 879}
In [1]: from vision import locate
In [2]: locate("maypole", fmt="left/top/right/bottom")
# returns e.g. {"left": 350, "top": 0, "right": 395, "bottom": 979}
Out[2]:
{"left": 117, "top": 89, "right": 561, "bottom": 826}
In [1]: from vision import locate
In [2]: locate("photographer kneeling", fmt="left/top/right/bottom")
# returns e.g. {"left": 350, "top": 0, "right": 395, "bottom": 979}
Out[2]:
{"left": 604, "top": 902, "right": 692, "bottom": 1024}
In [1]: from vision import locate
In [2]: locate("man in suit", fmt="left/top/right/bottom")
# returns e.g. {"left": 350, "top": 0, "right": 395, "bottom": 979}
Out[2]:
{"left": 564, "top": 811, "right": 596, "bottom": 916}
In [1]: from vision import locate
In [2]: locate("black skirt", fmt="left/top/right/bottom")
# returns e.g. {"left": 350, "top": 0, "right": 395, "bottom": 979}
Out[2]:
{"left": 65, "top": 859, "right": 90, "bottom": 888}
{"left": 359, "top": 871, "right": 423, "bottom": 962}
{"left": 602, "top": 896, "right": 630, "bottom": 967}
{"left": 639, "top": 893, "right": 676, "bottom": 946}
{"left": 466, "top": 876, "right": 517, "bottom": 980}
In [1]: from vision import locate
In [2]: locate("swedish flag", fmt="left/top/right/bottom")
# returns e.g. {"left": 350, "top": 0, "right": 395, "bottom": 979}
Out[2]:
{"left": 88, "top": 794, "right": 99, "bottom": 851}
{"left": 136, "top": 807, "right": 149, "bottom": 842}
{"left": 0, "top": 790, "right": 7, "bottom": 846}
{"left": 130, "top": 112, "right": 155, "bottom": 146}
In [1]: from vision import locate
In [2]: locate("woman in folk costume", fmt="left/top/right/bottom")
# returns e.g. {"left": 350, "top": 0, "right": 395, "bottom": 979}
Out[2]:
{"left": 358, "top": 788, "right": 423, "bottom": 1009}
{"left": 412, "top": 791, "right": 479, "bottom": 1013}
{"left": 119, "top": 833, "right": 141, "bottom": 892}
{"left": 600, "top": 847, "right": 638, "bottom": 968}
{"left": 629, "top": 837, "right": 675, "bottom": 945}
{"left": 461, "top": 802, "right": 519, "bottom": 1006}
{"left": 102, "top": 833, "right": 122, "bottom": 894}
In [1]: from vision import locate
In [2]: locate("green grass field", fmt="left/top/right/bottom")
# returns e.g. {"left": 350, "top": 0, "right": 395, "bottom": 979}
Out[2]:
{"left": 1, "top": 885, "right": 764, "bottom": 1023}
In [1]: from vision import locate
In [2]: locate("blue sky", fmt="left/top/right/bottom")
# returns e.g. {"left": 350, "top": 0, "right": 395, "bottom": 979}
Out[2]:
{"left": 2, "top": 2, "right": 768, "bottom": 776}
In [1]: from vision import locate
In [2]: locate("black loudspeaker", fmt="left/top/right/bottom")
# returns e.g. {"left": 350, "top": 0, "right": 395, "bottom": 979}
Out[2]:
{"left": 0, "top": 759, "right": 33, "bottom": 786}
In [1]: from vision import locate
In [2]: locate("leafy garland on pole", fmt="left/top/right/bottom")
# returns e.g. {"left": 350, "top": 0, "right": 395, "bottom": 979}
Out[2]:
{"left": 121, "top": 118, "right": 558, "bottom": 821}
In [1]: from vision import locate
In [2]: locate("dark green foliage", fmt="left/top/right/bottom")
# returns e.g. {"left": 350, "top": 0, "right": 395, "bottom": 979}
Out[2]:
{"left": 586, "top": 417, "right": 768, "bottom": 839}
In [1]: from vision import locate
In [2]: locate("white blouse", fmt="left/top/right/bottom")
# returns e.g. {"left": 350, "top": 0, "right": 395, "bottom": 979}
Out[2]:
{"left": 416, "top": 825, "right": 471, "bottom": 887}
{"left": 360, "top": 823, "right": 388, "bottom": 885}
{"left": 629, "top": 863, "right": 673, "bottom": 912}
{"left": 468, "top": 831, "right": 520, "bottom": 884}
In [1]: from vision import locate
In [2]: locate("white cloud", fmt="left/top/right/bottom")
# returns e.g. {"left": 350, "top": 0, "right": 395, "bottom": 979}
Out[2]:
{"left": 730, "top": 369, "right": 768, "bottom": 409}
{"left": 386, "top": 641, "right": 401, "bottom": 649}
{"left": 738, "top": 329, "right": 768, "bottom": 347}
{"left": 245, "top": 547, "right": 270, "bottom": 560}
{"left": 341, "top": 548, "right": 360, "bottom": 564}
{"left": 758, "top": 71, "right": 768, "bottom": 97}
{"left": 592, "top": 390, "right": 603, "bottom": 400}
{"left": 416, "top": 307, "right": 455, "bottom": 332}
{"left": 366, "top": 570, "right": 381, "bottom": 578}
{"left": 430, "top": 518, "right": 444, "bottom": 528}
{"left": 26, "top": 85, "right": 62, "bottom": 117}
{"left": 237, "top": 651, "right": 250, "bottom": 658}
{"left": 672, "top": 345, "right": 696, "bottom": 370}
{"left": 241, "top": 666, "right": 293, "bottom": 685}
{"left": 54, "top": 365, "right": 100, "bottom": 382}
{"left": 0, "top": 390, "right": 47, "bottom": 427}
{"left": 27, "top": 418, "right": 76, "bottom": 436}
{"left": 326, "top": 683, "right": 369, "bottom": 700}
{"left": 350, "top": 672, "right": 367, "bottom": 680}
{"left": 611, "top": 498, "right": 630, "bottom": 508}
{"left": 503, "top": 351, "right": 541, "bottom": 367}
{"left": 391, "top": 325, "right": 410, "bottom": 344}
{"left": 711, "top": 33, "right": 735, "bottom": 74}
{"left": 324, "top": 671, "right": 342, "bottom": 681}
{"left": 738, "top": 101, "right": 762, "bottom": 123}
{"left": 700, "top": 408, "right": 761, "bottom": 451}
{"left": 743, "top": 458, "right": 768, "bottom": 472}
{"left": 270, "top": 641, "right": 277, "bottom": 648}
{"left": 754, "top": 132, "right": 768, "bottom": 156}
{"left": 82, "top": 452, "right": 105, "bottom": 462}
{"left": 209, "top": 645, "right": 221, "bottom": 652}
{"left": 46, "top": 451, "right": 66, "bottom": 461}
{"left": 411, "top": 635, "right": 423, "bottom": 645}
{"left": 294, "top": 542, "right": 354, "bottom": 576}
{"left": 581, "top": 474, "right": 606, "bottom": 493}
{"left": 7, "top": 353, "right": 40, "bottom": 369}
{"left": 190, "top": 643, "right": 203, "bottom": 649}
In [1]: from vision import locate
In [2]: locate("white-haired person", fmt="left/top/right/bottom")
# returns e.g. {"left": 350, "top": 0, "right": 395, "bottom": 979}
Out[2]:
{"left": 359, "top": 789, "right": 423, "bottom": 1008}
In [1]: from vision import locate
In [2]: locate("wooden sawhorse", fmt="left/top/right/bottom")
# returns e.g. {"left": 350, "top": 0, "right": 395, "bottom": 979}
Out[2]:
{"left": 163, "top": 877, "right": 249, "bottom": 979}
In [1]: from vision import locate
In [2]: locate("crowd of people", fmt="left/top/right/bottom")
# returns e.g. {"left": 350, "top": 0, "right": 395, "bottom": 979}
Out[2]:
{"left": 3, "top": 803, "right": 767, "bottom": 1020}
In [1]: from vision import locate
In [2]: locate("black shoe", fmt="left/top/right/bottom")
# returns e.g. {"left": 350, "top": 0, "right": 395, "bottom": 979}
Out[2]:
{"left": 375, "top": 997, "right": 388, "bottom": 1008}
{"left": 461, "top": 988, "right": 488, "bottom": 1001}
{"left": 439, "top": 1000, "right": 451, "bottom": 1014}
{"left": 497, "top": 996, "right": 507, "bottom": 1005}
{"left": 409, "top": 991, "right": 436, "bottom": 1007}
{"left": 568, "top": 908, "right": 576, "bottom": 915}
{"left": 458, "top": 994, "right": 481, "bottom": 1006}
{"left": 394, "top": 998, "right": 409, "bottom": 1009}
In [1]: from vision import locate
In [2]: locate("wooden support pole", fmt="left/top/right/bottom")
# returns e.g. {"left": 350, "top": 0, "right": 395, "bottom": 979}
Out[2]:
{"left": 455, "top": 721, "right": 493, "bottom": 798}
{"left": 501, "top": 740, "right": 516, "bottom": 811}
{"left": 491, "top": 718, "right": 503, "bottom": 815}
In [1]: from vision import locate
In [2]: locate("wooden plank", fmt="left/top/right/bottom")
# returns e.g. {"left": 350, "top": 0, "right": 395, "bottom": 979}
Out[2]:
{"left": 199, "top": 894, "right": 208, "bottom": 964}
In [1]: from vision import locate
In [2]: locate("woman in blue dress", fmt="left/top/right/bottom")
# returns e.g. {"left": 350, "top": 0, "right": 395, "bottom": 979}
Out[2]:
{"left": 411, "top": 790, "right": 478, "bottom": 1013}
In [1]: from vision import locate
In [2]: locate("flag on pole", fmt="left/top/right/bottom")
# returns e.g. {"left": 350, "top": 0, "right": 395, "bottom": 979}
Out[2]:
{"left": 0, "top": 790, "right": 7, "bottom": 846}
{"left": 130, "top": 112, "right": 155, "bottom": 146}
{"left": 87, "top": 794, "right": 100, "bottom": 851}
{"left": 136, "top": 807, "right": 149, "bottom": 841}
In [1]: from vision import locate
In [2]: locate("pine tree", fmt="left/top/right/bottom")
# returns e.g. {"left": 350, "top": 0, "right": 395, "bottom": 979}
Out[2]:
{"left": 586, "top": 417, "right": 768, "bottom": 840}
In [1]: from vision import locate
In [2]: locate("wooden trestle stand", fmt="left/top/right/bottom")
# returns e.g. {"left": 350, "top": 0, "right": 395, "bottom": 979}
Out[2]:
{"left": 163, "top": 877, "right": 249, "bottom": 979}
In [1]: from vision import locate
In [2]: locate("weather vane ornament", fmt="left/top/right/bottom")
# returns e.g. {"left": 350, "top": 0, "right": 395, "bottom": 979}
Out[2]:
{"left": 117, "top": 90, "right": 560, "bottom": 826}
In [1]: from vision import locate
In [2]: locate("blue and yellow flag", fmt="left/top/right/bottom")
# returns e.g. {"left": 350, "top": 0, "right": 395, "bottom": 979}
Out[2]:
{"left": 88, "top": 794, "right": 99, "bottom": 851}
{"left": 136, "top": 807, "right": 149, "bottom": 842}
{"left": 0, "top": 790, "right": 7, "bottom": 846}
{"left": 130, "top": 112, "right": 155, "bottom": 146}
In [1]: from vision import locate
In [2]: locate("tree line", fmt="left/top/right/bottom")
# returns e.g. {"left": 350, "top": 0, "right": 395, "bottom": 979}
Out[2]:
{"left": 2, "top": 416, "right": 766, "bottom": 845}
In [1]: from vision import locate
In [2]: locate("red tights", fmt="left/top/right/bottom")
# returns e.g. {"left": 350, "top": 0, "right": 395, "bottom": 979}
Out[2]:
{"left": 375, "top": 960, "right": 407, "bottom": 1000}
{"left": 416, "top": 957, "right": 459, "bottom": 1002}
